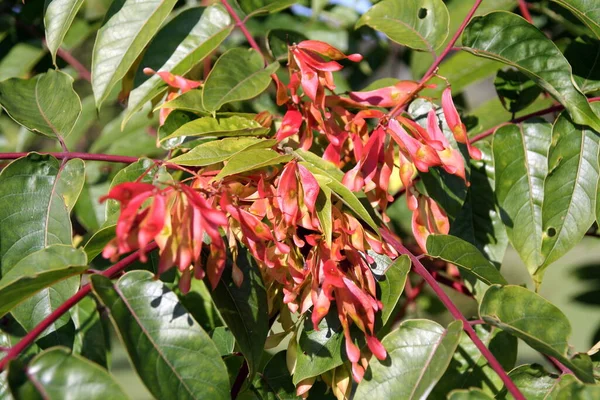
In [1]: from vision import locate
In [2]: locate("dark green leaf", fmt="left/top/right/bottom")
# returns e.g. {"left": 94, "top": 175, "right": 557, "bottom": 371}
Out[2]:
{"left": 426, "top": 235, "right": 507, "bottom": 285}
{"left": 432, "top": 326, "right": 517, "bottom": 398}
{"left": 124, "top": 5, "right": 233, "bottom": 126}
{"left": 448, "top": 389, "right": 494, "bottom": 400}
{"left": 266, "top": 30, "right": 308, "bottom": 61}
{"left": 0, "top": 245, "right": 87, "bottom": 318}
{"left": 293, "top": 309, "right": 345, "bottom": 385}
{"left": 480, "top": 285, "right": 595, "bottom": 383}
{"left": 494, "top": 69, "right": 543, "bottom": 114}
{"left": 83, "top": 224, "right": 116, "bottom": 262}
{"left": 202, "top": 48, "right": 279, "bottom": 112}
{"left": 563, "top": 36, "right": 600, "bottom": 94}
{"left": 0, "top": 43, "right": 45, "bottom": 82}
{"left": 44, "top": 0, "right": 85, "bottom": 64}
{"left": 315, "top": 184, "right": 333, "bottom": 247}
{"left": 91, "top": 0, "right": 178, "bottom": 108}
{"left": 72, "top": 295, "right": 109, "bottom": 368}
{"left": 0, "top": 70, "right": 81, "bottom": 140}
{"left": 10, "top": 347, "right": 128, "bottom": 400}
{"left": 169, "top": 137, "right": 276, "bottom": 166}
{"left": 355, "top": 320, "right": 463, "bottom": 399}
{"left": 160, "top": 115, "right": 270, "bottom": 144}
{"left": 214, "top": 149, "right": 292, "bottom": 180}
{"left": 210, "top": 247, "right": 269, "bottom": 378}
{"left": 0, "top": 154, "right": 73, "bottom": 275}
{"left": 178, "top": 279, "right": 222, "bottom": 332}
{"left": 91, "top": 271, "right": 230, "bottom": 399}
{"left": 551, "top": 0, "right": 600, "bottom": 39}
{"left": 539, "top": 108, "right": 600, "bottom": 278}
{"left": 492, "top": 122, "right": 551, "bottom": 278}
{"left": 462, "top": 11, "right": 600, "bottom": 131}
{"left": 420, "top": 167, "right": 467, "bottom": 222}
{"left": 356, "top": 0, "right": 449, "bottom": 52}
{"left": 450, "top": 142, "right": 508, "bottom": 267}
{"left": 500, "top": 364, "right": 560, "bottom": 399}
{"left": 239, "top": 0, "right": 296, "bottom": 17}
{"left": 253, "top": 351, "right": 298, "bottom": 399}
{"left": 378, "top": 255, "right": 411, "bottom": 326}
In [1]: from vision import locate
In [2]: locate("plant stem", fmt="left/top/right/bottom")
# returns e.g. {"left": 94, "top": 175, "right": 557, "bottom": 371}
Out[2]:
{"left": 55, "top": 46, "right": 92, "bottom": 82}
{"left": 0, "top": 151, "right": 141, "bottom": 164}
{"left": 388, "top": 0, "right": 483, "bottom": 118}
{"left": 518, "top": 0, "right": 534, "bottom": 24}
{"left": 0, "top": 243, "right": 158, "bottom": 371}
{"left": 469, "top": 97, "right": 600, "bottom": 144}
{"left": 380, "top": 229, "right": 525, "bottom": 400}
{"left": 546, "top": 355, "right": 574, "bottom": 375}
{"left": 221, "top": 0, "right": 264, "bottom": 62}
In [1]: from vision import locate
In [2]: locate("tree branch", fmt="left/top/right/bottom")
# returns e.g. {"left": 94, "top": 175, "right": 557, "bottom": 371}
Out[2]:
{"left": 380, "top": 228, "right": 525, "bottom": 400}
{"left": 0, "top": 151, "right": 141, "bottom": 164}
{"left": 0, "top": 243, "right": 158, "bottom": 371}
{"left": 518, "top": 0, "right": 534, "bottom": 24}
{"left": 54, "top": 46, "right": 92, "bottom": 82}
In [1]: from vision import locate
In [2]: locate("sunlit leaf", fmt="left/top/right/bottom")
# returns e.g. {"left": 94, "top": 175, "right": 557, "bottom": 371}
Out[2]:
{"left": 160, "top": 115, "right": 270, "bottom": 144}
{"left": 44, "top": 0, "right": 85, "bottom": 64}
{"left": 215, "top": 148, "right": 292, "bottom": 180}
{"left": 169, "top": 137, "right": 276, "bottom": 166}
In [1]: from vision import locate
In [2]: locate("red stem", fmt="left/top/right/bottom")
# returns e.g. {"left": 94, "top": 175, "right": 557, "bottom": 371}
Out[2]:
{"left": 469, "top": 97, "right": 600, "bottom": 143}
{"left": 220, "top": 0, "right": 265, "bottom": 62}
{"left": 380, "top": 229, "right": 525, "bottom": 400}
{"left": 0, "top": 151, "right": 140, "bottom": 164}
{"left": 518, "top": 0, "right": 534, "bottom": 23}
{"left": 0, "top": 243, "right": 158, "bottom": 371}
{"left": 55, "top": 47, "right": 92, "bottom": 82}
{"left": 546, "top": 355, "right": 574, "bottom": 375}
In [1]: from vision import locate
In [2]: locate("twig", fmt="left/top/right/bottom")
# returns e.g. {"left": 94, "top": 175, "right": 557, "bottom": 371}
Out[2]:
{"left": 468, "top": 319, "right": 485, "bottom": 326}
{"left": 0, "top": 151, "right": 141, "bottom": 164}
{"left": 220, "top": 0, "right": 264, "bottom": 62}
{"left": 0, "top": 243, "right": 158, "bottom": 371}
{"left": 518, "top": 0, "right": 534, "bottom": 24}
{"left": 545, "top": 355, "right": 574, "bottom": 375}
{"left": 380, "top": 228, "right": 525, "bottom": 400}
{"left": 54, "top": 46, "right": 92, "bottom": 82}
{"left": 231, "top": 360, "right": 249, "bottom": 398}
{"left": 469, "top": 97, "right": 600, "bottom": 144}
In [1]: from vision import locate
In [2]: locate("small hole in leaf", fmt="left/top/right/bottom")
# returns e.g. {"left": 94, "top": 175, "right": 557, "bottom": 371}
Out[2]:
{"left": 418, "top": 8, "right": 428, "bottom": 19}
{"left": 547, "top": 227, "right": 557, "bottom": 237}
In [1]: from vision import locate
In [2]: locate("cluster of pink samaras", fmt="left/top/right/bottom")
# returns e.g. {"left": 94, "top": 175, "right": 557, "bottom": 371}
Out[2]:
{"left": 103, "top": 40, "right": 479, "bottom": 391}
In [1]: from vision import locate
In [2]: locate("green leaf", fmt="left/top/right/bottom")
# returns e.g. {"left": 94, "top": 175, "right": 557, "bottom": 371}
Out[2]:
{"left": 432, "top": 326, "right": 517, "bottom": 398}
{"left": 378, "top": 255, "right": 411, "bottom": 326}
{"left": 450, "top": 142, "right": 508, "bottom": 267}
{"left": 492, "top": 122, "right": 551, "bottom": 277}
{"left": 44, "top": 0, "right": 85, "bottom": 64}
{"left": 356, "top": 0, "right": 449, "bottom": 52}
{"left": 420, "top": 167, "right": 468, "bottom": 222}
{"left": 480, "top": 285, "right": 595, "bottom": 383}
{"left": 169, "top": 137, "right": 276, "bottom": 166}
{"left": 355, "top": 319, "right": 463, "bottom": 399}
{"left": 91, "top": 271, "right": 230, "bottom": 399}
{"left": 0, "top": 43, "right": 45, "bottom": 82}
{"left": 123, "top": 5, "right": 233, "bottom": 126}
{"left": 11, "top": 347, "right": 128, "bottom": 399}
{"left": 55, "top": 158, "right": 85, "bottom": 212}
{"left": 211, "top": 326, "right": 235, "bottom": 356}
{"left": 462, "top": 11, "right": 600, "bottom": 132}
{"left": 72, "top": 295, "right": 109, "bottom": 368}
{"left": 562, "top": 36, "right": 600, "bottom": 94}
{"left": 178, "top": 279, "right": 223, "bottom": 332}
{"left": 239, "top": 0, "right": 296, "bottom": 17}
{"left": 0, "top": 154, "right": 73, "bottom": 275}
{"left": 253, "top": 351, "right": 297, "bottom": 399}
{"left": 426, "top": 235, "right": 507, "bottom": 286}
{"left": 494, "top": 69, "right": 543, "bottom": 114}
{"left": 0, "top": 70, "right": 81, "bottom": 140}
{"left": 209, "top": 247, "right": 269, "bottom": 378}
{"left": 539, "top": 108, "right": 600, "bottom": 278}
{"left": 214, "top": 149, "right": 292, "bottom": 180}
{"left": 155, "top": 90, "right": 207, "bottom": 114}
{"left": 160, "top": 115, "right": 270, "bottom": 144}
{"left": 266, "top": 29, "right": 308, "bottom": 62}
{"left": 0, "top": 245, "right": 87, "bottom": 318}
{"left": 448, "top": 389, "right": 494, "bottom": 400}
{"left": 315, "top": 183, "right": 333, "bottom": 248}
{"left": 501, "top": 364, "right": 561, "bottom": 400}
{"left": 293, "top": 309, "right": 345, "bottom": 385}
{"left": 202, "top": 48, "right": 279, "bottom": 112}
{"left": 551, "top": 0, "right": 600, "bottom": 39}
{"left": 83, "top": 224, "right": 116, "bottom": 262}
{"left": 91, "top": 0, "right": 178, "bottom": 108}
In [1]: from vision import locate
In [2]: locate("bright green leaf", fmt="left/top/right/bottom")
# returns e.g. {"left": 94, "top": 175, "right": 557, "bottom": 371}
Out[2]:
{"left": 355, "top": 319, "right": 463, "bottom": 399}
{"left": 539, "top": 108, "right": 600, "bottom": 278}
{"left": 211, "top": 326, "right": 235, "bottom": 356}
{"left": 83, "top": 224, "right": 116, "bottom": 262}
{"left": 160, "top": 115, "right": 270, "bottom": 144}
{"left": 462, "top": 11, "right": 600, "bottom": 131}
{"left": 356, "top": 0, "right": 450, "bottom": 52}
{"left": 169, "top": 137, "right": 276, "bottom": 166}
{"left": 0, "top": 70, "right": 81, "bottom": 140}
{"left": 55, "top": 158, "right": 85, "bottom": 212}
{"left": 378, "top": 255, "right": 411, "bottom": 326}
{"left": 209, "top": 247, "right": 269, "bottom": 378}
{"left": 315, "top": 182, "right": 333, "bottom": 248}
{"left": 480, "top": 285, "right": 595, "bottom": 383}
{"left": 426, "top": 235, "right": 508, "bottom": 285}
{"left": 12, "top": 347, "right": 128, "bottom": 400}
{"left": 551, "top": 0, "right": 600, "bottom": 39}
{"left": 202, "top": 48, "right": 279, "bottom": 112}
{"left": 91, "top": 0, "right": 178, "bottom": 108}
{"left": 44, "top": 0, "right": 85, "bottom": 64}
{"left": 0, "top": 245, "right": 87, "bottom": 318}
{"left": 215, "top": 148, "right": 292, "bottom": 180}
{"left": 0, "top": 43, "right": 45, "bottom": 82}
{"left": 123, "top": 5, "right": 233, "bottom": 126}
{"left": 91, "top": 271, "right": 230, "bottom": 399}
{"left": 492, "top": 122, "right": 551, "bottom": 278}
{"left": 155, "top": 90, "right": 207, "bottom": 114}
